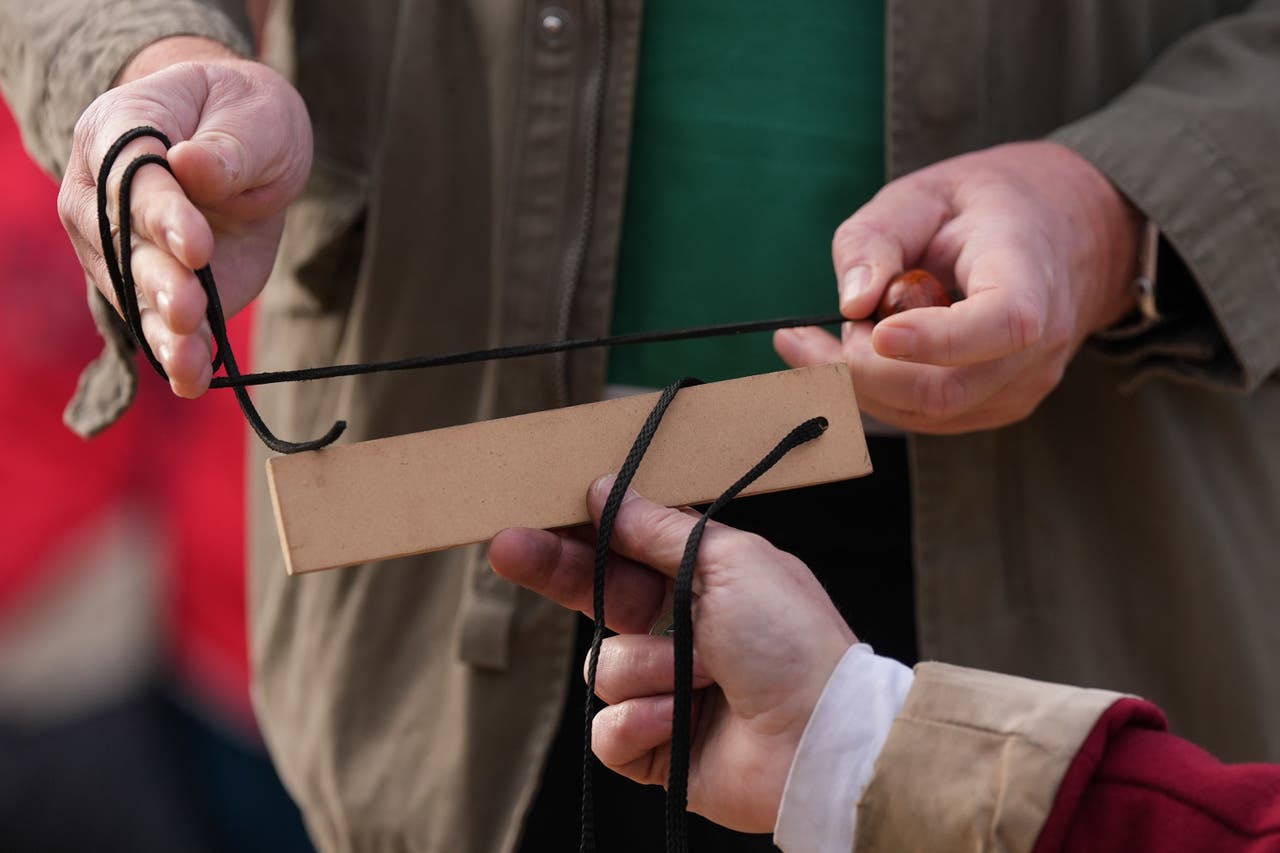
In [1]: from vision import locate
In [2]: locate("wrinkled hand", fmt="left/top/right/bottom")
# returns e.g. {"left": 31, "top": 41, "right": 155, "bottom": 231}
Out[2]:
{"left": 489, "top": 477, "right": 856, "bottom": 833}
{"left": 58, "top": 37, "right": 312, "bottom": 397}
{"left": 774, "top": 141, "right": 1141, "bottom": 433}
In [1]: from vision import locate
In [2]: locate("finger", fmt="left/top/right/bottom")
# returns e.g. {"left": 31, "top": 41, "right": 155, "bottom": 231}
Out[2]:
{"left": 129, "top": 241, "right": 208, "bottom": 335}
{"left": 57, "top": 145, "right": 186, "bottom": 314}
{"left": 488, "top": 527, "right": 670, "bottom": 634}
{"left": 590, "top": 635, "right": 714, "bottom": 705}
{"left": 772, "top": 325, "right": 844, "bottom": 369}
{"left": 586, "top": 477, "right": 741, "bottom": 578}
{"left": 871, "top": 246, "right": 1046, "bottom": 365}
{"left": 120, "top": 162, "right": 216, "bottom": 272}
{"left": 89, "top": 130, "right": 215, "bottom": 273}
{"left": 592, "top": 695, "right": 674, "bottom": 786}
{"left": 832, "top": 178, "right": 953, "bottom": 319}
{"left": 139, "top": 308, "right": 213, "bottom": 398}
{"left": 843, "top": 320, "right": 1025, "bottom": 423}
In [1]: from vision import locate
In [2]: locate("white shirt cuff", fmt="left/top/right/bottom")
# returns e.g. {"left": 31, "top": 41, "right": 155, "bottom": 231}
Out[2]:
{"left": 773, "top": 643, "right": 915, "bottom": 852}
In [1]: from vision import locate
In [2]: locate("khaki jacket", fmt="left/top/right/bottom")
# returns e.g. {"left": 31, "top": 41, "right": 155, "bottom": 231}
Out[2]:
{"left": 3, "top": 1, "right": 1280, "bottom": 850}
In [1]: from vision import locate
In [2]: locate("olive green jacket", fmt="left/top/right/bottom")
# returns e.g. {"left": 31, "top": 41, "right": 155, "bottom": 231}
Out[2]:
{"left": 3, "top": 1, "right": 1280, "bottom": 851}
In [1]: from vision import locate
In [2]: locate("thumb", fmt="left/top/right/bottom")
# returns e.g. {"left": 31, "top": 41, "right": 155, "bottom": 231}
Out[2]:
{"left": 167, "top": 96, "right": 311, "bottom": 218}
{"left": 773, "top": 326, "right": 845, "bottom": 368}
{"left": 167, "top": 132, "right": 251, "bottom": 206}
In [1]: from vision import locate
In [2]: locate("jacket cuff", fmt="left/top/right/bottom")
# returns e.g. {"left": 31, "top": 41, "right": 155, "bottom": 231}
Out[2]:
{"left": 63, "top": 280, "right": 138, "bottom": 439}
{"left": 5, "top": 0, "right": 253, "bottom": 177}
{"left": 854, "top": 663, "right": 1124, "bottom": 853}
{"left": 1050, "top": 96, "right": 1280, "bottom": 393}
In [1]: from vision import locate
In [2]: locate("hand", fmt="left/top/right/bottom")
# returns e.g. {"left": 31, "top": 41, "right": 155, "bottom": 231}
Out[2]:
{"left": 57, "top": 36, "right": 313, "bottom": 397}
{"left": 489, "top": 477, "right": 856, "bottom": 833}
{"left": 773, "top": 141, "right": 1142, "bottom": 433}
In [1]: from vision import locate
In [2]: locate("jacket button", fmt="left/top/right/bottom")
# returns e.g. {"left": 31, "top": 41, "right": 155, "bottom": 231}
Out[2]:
{"left": 540, "top": 8, "right": 568, "bottom": 39}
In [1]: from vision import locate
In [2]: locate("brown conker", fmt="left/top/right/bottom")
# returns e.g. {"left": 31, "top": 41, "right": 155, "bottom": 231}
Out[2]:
{"left": 873, "top": 269, "right": 954, "bottom": 321}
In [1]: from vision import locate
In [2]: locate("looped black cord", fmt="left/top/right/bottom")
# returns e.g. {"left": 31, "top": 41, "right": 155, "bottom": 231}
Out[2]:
{"left": 580, "top": 376, "right": 829, "bottom": 853}
{"left": 581, "top": 376, "right": 702, "bottom": 853}
{"left": 97, "top": 127, "right": 178, "bottom": 377}
{"left": 665, "top": 414, "right": 828, "bottom": 852}
{"left": 101, "top": 124, "right": 845, "bottom": 454}
{"left": 99, "top": 126, "right": 345, "bottom": 453}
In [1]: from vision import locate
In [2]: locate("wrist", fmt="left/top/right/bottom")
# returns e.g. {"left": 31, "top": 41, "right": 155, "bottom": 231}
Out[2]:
{"left": 774, "top": 645, "right": 915, "bottom": 852}
{"left": 116, "top": 36, "right": 245, "bottom": 86}
{"left": 1056, "top": 143, "right": 1144, "bottom": 332}
{"left": 1098, "top": 197, "right": 1146, "bottom": 330}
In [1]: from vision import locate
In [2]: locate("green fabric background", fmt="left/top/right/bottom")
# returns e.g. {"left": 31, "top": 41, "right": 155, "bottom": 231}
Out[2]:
{"left": 608, "top": 1, "right": 885, "bottom": 386}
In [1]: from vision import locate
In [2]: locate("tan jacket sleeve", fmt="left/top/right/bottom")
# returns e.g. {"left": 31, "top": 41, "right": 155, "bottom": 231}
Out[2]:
{"left": 0, "top": 0, "right": 254, "bottom": 436}
{"left": 0, "top": 0, "right": 253, "bottom": 175}
{"left": 1049, "top": 0, "right": 1280, "bottom": 393}
{"left": 854, "top": 663, "right": 1123, "bottom": 853}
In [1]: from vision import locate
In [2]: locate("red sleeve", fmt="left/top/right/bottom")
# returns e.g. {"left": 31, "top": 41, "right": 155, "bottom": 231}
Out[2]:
{"left": 1034, "top": 698, "right": 1280, "bottom": 852}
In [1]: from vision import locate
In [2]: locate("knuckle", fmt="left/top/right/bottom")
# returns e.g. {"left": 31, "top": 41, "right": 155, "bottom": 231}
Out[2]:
{"left": 915, "top": 371, "right": 967, "bottom": 420}
{"left": 701, "top": 527, "right": 768, "bottom": 570}
{"left": 944, "top": 323, "right": 959, "bottom": 366}
{"left": 1006, "top": 298, "right": 1044, "bottom": 351}
{"left": 71, "top": 100, "right": 107, "bottom": 151}
{"left": 591, "top": 707, "right": 636, "bottom": 759}
{"left": 644, "top": 506, "right": 692, "bottom": 549}
{"left": 55, "top": 180, "right": 81, "bottom": 230}
{"left": 832, "top": 218, "right": 893, "bottom": 259}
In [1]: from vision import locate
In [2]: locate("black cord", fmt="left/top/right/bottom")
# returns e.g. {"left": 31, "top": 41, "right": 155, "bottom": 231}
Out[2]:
{"left": 579, "top": 376, "right": 829, "bottom": 853}
{"left": 581, "top": 377, "right": 700, "bottom": 853}
{"left": 100, "top": 126, "right": 345, "bottom": 453}
{"left": 665, "top": 415, "right": 828, "bottom": 852}
{"left": 99, "top": 127, "right": 843, "bottom": 454}
{"left": 206, "top": 313, "right": 846, "bottom": 390}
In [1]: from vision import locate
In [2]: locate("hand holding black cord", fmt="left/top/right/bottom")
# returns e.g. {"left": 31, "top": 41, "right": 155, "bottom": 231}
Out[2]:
{"left": 98, "top": 126, "right": 345, "bottom": 454}
{"left": 580, "top": 383, "right": 829, "bottom": 853}
{"left": 489, "top": 407, "right": 851, "bottom": 849}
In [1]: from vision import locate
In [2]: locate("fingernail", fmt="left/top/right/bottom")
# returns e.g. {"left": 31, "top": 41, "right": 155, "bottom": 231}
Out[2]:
{"left": 840, "top": 266, "right": 872, "bottom": 315}
{"left": 592, "top": 474, "right": 640, "bottom": 502}
{"left": 653, "top": 694, "right": 674, "bottom": 723}
{"left": 155, "top": 288, "right": 172, "bottom": 320}
{"left": 875, "top": 326, "right": 916, "bottom": 359}
{"left": 157, "top": 342, "right": 173, "bottom": 366}
{"left": 166, "top": 226, "right": 186, "bottom": 257}
{"left": 209, "top": 141, "right": 240, "bottom": 182}
{"left": 592, "top": 475, "right": 618, "bottom": 498}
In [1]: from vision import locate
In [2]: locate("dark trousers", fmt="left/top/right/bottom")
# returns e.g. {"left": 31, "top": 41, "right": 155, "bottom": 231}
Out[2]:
{"left": 520, "top": 436, "right": 917, "bottom": 851}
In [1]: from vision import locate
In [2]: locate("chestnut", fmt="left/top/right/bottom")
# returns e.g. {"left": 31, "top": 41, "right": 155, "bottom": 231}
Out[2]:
{"left": 873, "top": 269, "right": 955, "bottom": 321}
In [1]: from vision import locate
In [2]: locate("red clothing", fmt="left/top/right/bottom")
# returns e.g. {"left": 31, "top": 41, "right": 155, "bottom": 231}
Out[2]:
{"left": 1036, "top": 698, "right": 1280, "bottom": 851}
{"left": 0, "top": 101, "right": 254, "bottom": 728}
